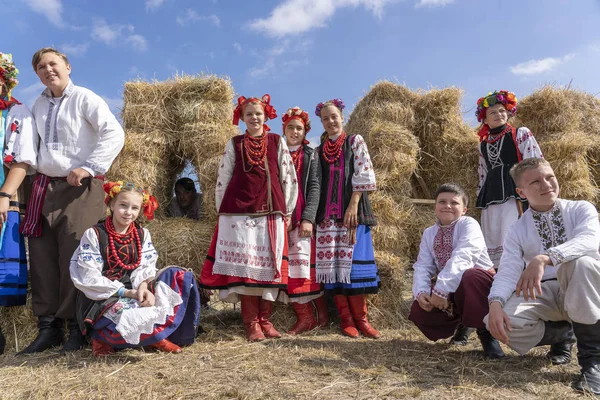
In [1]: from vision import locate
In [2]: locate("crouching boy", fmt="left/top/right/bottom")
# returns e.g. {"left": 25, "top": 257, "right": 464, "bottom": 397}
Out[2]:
{"left": 409, "top": 183, "right": 504, "bottom": 359}
{"left": 486, "top": 157, "right": 600, "bottom": 394}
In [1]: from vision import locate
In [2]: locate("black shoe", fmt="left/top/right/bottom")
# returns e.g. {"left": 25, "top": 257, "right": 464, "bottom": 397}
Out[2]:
{"left": 61, "top": 319, "right": 87, "bottom": 353}
{"left": 477, "top": 328, "right": 505, "bottom": 359}
{"left": 572, "top": 365, "right": 600, "bottom": 395}
{"left": 450, "top": 323, "right": 474, "bottom": 346}
{"left": 538, "top": 320, "right": 575, "bottom": 365}
{"left": 0, "top": 327, "right": 6, "bottom": 355}
{"left": 19, "top": 316, "right": 64, "bottom": 354}
{"left": 572, "top": 321, "right": 600, "bottom": 395}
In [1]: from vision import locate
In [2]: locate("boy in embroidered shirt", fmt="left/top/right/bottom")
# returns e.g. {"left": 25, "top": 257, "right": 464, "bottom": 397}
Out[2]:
{"left": 486, "top": 157, "right": 600, "bottom": 394}
{"left": 409, "top": 183, "right": 504, "bottom": 359}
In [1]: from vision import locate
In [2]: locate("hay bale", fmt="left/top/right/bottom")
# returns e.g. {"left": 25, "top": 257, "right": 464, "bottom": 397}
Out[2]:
{"left": 122, "top": 81, "right": 172, "bottom": 132}
{"left": 147, "top": 218, "right": 214, "bottom": 274}
{"left": 193, "top": 155, "right": 222, "bottom": 224}
{"left": 178, "top": 124, "right": 238, "bottom": 161}
{"left": 369, "top": 251, "right": 412, "bottom": 328}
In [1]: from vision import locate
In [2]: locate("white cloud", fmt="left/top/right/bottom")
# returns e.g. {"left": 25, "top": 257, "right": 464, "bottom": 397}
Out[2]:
{"left": 91, "top": 19, "right": 148, "bottom": 51}
{"left": 101, "top": 95, "right": 123, "bottom": 112}
{"left": 20, "top": 82, "right": 46, "bottom": 95}
{"left": 510, "top": 54, "right": 575, "bottom": 76}
{"left": 415, "top": 0, "right": 454, "bottom": 8}
{"left": 176, "top": 9, "right": 220, "bottom": 27}
{"left": 233, "top": 42, "right": 242, "bottom": 53}
{"left": 60, "top": 43, "right": 89, "bottom": 57}
{"left": 249, "top": 0, "right": 394, "bottom": 37}
{"left": 248, "top": 39, "right": 312, "bottom": 79}
{"left": 23, "top": 0, "right": 64, "bottom": 27}
{"left": 146, "top": 0, "right": 167, "bottom": 11}
{"left": 18, "top": 82, "right": 47, "bottom": 109}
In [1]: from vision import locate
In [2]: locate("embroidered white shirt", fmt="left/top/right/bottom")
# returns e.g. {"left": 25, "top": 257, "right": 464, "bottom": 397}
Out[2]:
{"left": 31, "top": 80, "right": 124, "bottom": 177}
{"left": 69, "top": 227, "right": 159, "bottom": 300}
{"left": 412, "top": 216, "right": 492, "bottom": 299}
{"left": 489, "top": 199, "right": 600, "bottom": 306}
{"left": 4, "top": 103, "right": 37, "bottom": 171}
{"left": 351, "top": 134, "right": 376, "bottom": 192}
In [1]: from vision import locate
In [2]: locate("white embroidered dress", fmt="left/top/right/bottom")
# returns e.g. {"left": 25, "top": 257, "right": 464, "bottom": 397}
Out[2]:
{"left": 213, "top": 137, "right": 298, "bottom": 303}
{"left": 70, "top": 227, "right": 182, "bottom": 345}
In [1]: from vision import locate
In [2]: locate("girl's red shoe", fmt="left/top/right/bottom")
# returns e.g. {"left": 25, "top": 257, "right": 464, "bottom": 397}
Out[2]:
{"left": 92, "top": 339, "right": 115, "bottom": 356}
{"left": 150, "top": 339, "right": 182, "bottom": 353}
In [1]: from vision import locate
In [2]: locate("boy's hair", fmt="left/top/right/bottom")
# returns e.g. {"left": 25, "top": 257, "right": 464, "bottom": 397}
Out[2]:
{"left": 175, "top": 177, "right": 197, "bottom": 193}
{"left": 434, "top": 183, "right": 469, "bottom": 207}
{"left": 31, "top": 48, "right": 70, "bottom": 71}
{"left": 509, "top": 158, "right": 551, "bottom": 186}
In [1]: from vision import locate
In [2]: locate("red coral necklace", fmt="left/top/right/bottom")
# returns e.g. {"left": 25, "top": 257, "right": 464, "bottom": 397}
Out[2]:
{"left": 243, "top": 131, "right": 267, "bottom": 166}
{"left": 323, "top": 132, "right": 346, "bottom": 164}
{"left": 290, "top": 147, "right": 303, "bottom": 174}
{"left": 105, "top": 216, "right": 142, "bottom": 271}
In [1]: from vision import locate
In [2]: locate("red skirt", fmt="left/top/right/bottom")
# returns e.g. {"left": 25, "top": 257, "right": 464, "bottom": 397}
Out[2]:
{"left": 285, "top": 236, "right": 323, "bottom": 300}
{"left": 199, "top": 223, "right": 289, "bottom": 290}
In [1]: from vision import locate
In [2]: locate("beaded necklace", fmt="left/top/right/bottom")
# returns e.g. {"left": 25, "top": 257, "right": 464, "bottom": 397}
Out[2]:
{"left": 485, "top": 125, "right": 512, "bottom": 144}
{"left": 290, "top": 147, "right": 303, "bottom": 174}
{"left": 243, "top": 131, "right": 267, "bottom": 167}
{"left": 105, "top": 216, "right": 142, "bottom": 271}
{"left": 323, "top": 132, "right": 346, "bottom": 164}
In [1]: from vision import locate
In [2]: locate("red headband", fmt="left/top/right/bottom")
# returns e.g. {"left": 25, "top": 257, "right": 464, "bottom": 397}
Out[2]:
{"left": 232, "top": 94, "right": 277, "bottom": 127}
{"left": 103, "top": 181, "right": 159, "bottom": 221}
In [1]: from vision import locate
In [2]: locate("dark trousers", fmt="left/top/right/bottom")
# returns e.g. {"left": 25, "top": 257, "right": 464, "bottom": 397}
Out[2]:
{"left": 408, "top": 268, "right": 494, "bottom": 341}
{"left": 29, "top": 178, "right": 106, "bottom": 319}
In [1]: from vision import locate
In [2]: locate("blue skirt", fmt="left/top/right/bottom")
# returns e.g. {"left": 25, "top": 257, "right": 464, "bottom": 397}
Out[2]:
{"left": 0, "top": 211, "right": 27, "bottom": 306}
{"left": 324, "top": 225, "right": 380, "bottom": 295}
{"left": 91, "top": 267, "right": 200, "bottom": 348}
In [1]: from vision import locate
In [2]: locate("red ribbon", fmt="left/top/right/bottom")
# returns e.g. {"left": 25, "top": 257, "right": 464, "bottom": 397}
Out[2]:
{"left": 232, "top": 94, "right": 277, "bottom": 126}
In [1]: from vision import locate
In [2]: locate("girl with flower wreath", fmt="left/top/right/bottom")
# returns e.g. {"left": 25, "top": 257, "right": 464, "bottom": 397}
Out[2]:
{"left": 70, "top": 181, "right": 201, "bottom": 356}
{"left": 0, "top": 53, "right": 37, "bottom": 355}
{"left": 199, "top": 95, "right": 298, "bottom": 342}
{"left": 475, "top": 91, "right": 543, "bottom": 267}
{"left": 280, "top": 106, "right": 328, "bottom": 335}
{"left": 314, "top": 98, "right": 380, "bottom": 339}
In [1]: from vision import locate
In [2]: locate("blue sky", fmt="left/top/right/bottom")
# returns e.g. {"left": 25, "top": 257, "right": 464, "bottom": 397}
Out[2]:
{"left": 3, "top": 0, "right": 600, "bottom": 146}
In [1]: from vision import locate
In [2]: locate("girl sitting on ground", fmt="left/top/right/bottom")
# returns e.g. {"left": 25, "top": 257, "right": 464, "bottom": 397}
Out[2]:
{"left": 70, "top": 181, "right": 200, "bottom": 356}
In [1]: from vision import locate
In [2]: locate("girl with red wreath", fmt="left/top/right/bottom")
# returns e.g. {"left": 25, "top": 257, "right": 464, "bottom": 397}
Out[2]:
{"left": 70, "top": 182, "right": 201, "bottom": 356}
{"left": 200, "top": 95, "right": 298, "bottom": 342}
{"left": 280, "top": 106, "right": 328, "bottom": 335}
{"left": 475, "top": 91, "right": 543, "bottom": 267}
{"left": 314, "top": 99, "right": 380, "bottom": 339}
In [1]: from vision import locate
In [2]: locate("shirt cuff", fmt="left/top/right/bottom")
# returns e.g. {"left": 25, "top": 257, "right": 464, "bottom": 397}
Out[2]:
{"left": 488, "top": 296, "right": 506, "bottom": 307}
{"left": 546, "top": 248, "right": 565, "bottom": 266}
{"left": 432, "top": 286, "right": 449, "bottom": 300}
{"left": 81, "top": 166, "right": 95, "bottom": 177}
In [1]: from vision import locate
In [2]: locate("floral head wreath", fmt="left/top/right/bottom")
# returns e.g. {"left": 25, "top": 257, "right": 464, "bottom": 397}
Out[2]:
{"left": 0, "top": 53, "right": 19, "bottom": 98}
{"left": 103, "top": 181, "right": 159, "bottom": 221}
{"left": 315, "top": 98, "right": 345, "bottom": 118}
{"left": 282, "top": 106, "right": 311, "bottom": 137}
{"left": 232, "top": 94, "right": 278, "bottom": 132}
{"left": 475, "top": 90, "right": 518, "bottom": 123}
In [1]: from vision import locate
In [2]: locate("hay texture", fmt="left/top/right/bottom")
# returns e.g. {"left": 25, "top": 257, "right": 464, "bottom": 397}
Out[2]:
{"left": 512, "top": 85, "right": 600, "bottom": 203}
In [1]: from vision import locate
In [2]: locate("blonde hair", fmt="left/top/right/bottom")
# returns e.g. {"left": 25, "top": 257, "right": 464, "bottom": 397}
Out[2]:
{"left": 509, "top": 158, "right": 551, "bottom": 186}
{"left": 31, "top": 47, "right": 70, "bottom": 71}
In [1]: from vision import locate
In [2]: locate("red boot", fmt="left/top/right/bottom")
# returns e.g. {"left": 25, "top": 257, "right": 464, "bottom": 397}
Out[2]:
{"left": 258, "top": 299, "right": 282, "bottom": 338}
{"left": 348, "top": 294, "right": 381, "bottom": 339}
{"left": 333, "top": 295, "right": 359, "bottom": 338}
{"left": 151, "top": 338, "right": 182, "bottom": 353}
{"left": 91, "top": 339, "right": 115, "bottom": 356}
{"left": 313, "top": 295, "right": 329, "bottom": 328}
{"left": 288, "top": 303, "right": 317, "bottom": 335}
{"left": 240, "top": 295, "right": 266, "bottom": 342}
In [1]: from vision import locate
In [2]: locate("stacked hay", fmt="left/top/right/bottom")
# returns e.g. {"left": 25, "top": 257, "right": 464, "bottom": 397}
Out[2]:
{"left": 512, "top": 85, "right": 600, "bottom": 203}
{"left": 110, "top": 74, "right": 236, "bottom": 274}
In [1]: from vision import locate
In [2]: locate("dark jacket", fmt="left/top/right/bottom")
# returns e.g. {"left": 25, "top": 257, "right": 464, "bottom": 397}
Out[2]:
{"left": 300, "top": 145, "right": 320, "bottom": 225}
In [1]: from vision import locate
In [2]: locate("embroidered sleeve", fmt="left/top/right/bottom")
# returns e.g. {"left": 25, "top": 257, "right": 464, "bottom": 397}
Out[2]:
{"left": 278, "top": 139, "right": 299, "bottom": 215}
{"left": 215, "top": 139, "right": 236, "bottom": 211}
{"left": 69, "top": 228, "right": 124, "bottom": 301}
{"left": 477, "top": 145, "right": 487, "bottom": 196}
{"left": 5, "top": 105, "right": 38, "bottom": 169}
{"left": 488, "top": 223, "right": 526, "bottom": 304}
{"left": 516, "top": 127, "right": 543, "bottom": 159}
{"left": 351, "top": 135, "right": 376, "bottom": 192}
{"left": 548, "top": 201, "right": 600, "bottom": 266}
{"left": 130, "top": 229, "right": 159, "bottom": 290}
{"left": 434, "top": 218, "right": 490, "bottom": 295}
{"left": 81, "top": 94, "right": 125, "bottom": 175}
{"left": 412, "top": 228, "right": 437, "bottom": 299}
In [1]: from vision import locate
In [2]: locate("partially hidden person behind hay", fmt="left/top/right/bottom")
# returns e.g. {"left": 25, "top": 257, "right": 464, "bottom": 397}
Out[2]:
{"left": 166, "top": 177, "right": 204, "bottom": 220}
{"left": 0, "top": 53, "right": 37, "bottom": 355}
{"left": 199, "top": 95, "right": 298, "bottom": 342}
{"left": 475, "top": 91, "right": 543, "bottom": 267}
{"left": 19, "top": 48, "right": 125, "bottom": 354}
{"left": 314, "top": 99, "right": 380, "bottom": 339}
{"left": 70, "top": 182, "right": 200, "bottom": 356}
{"left": 486, "top": 158, "right": 600, "bottom": 394}
{"left": 280, "top": 106, "right": 328, "bottom": 335}
{"left": 408, "top": 183, "right": 505, "bottom": 359}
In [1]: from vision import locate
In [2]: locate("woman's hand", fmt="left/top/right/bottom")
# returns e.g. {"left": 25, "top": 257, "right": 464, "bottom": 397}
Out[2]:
{"left": 299, "top": 220, "right": 313, "bottom": 237}
{"left": 137, "top": 288, "right": 155, "bottom": 307}
{"left": 343, "top": 203, "right": 358, "bottom": 230}
{"left": 0, "top": 197, "right": 9, "bottom": 225}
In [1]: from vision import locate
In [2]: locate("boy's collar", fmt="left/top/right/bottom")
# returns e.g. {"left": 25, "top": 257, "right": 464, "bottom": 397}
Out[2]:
{"left": 529, "top": 199, "right": 561, "bottom": 215}
{"left": 436, "top": 215, "right": 463, "bottom": 228}
{"left": 41, "top": 79, "right": 74, "bottom": 98}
